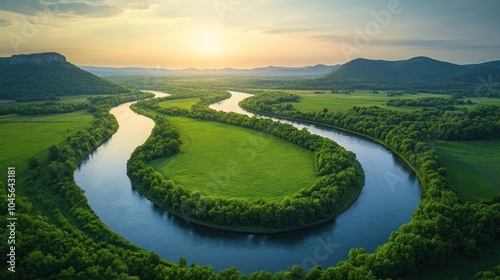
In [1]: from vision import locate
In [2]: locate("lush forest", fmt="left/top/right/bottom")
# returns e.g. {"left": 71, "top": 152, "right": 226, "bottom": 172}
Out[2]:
{"left": 127, "top": 95, "right": 364, "bottom": 232}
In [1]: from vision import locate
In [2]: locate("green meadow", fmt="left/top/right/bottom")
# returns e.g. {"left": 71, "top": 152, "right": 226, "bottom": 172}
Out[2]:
{"left": 158, "top": 97, "right": 200, "bottom": 110}
{"left": 148, "top": 116, "right": 318, "bottom": 202}
{"left": 434, "top": 140, "right": 500, "bottom": 202}
{"left": 255, "top": 89, "right": 500, "bottom": 113}
{"left": 0, "top": 111, "right": 94, "bottom": 183}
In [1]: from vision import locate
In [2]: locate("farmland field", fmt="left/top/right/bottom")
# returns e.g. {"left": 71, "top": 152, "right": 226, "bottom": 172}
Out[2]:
{"left": 434, "top": 140, "right": 500, "bottom": 202}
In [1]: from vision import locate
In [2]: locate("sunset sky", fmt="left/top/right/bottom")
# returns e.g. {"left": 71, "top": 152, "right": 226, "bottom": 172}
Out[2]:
{"left": 0, "top": 0, "right": 499, "bottom": 68}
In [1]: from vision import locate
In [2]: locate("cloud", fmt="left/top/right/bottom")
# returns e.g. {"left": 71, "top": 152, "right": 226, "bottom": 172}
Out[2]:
{"left": 57, "top": 1, "right": 123, "bottom": 17}
{"left": 261, "top": 27, "right": 311, "bottom": 35}
{"left": 126, "top": 1, "right": 150, "bottom": 10}
{"left": 310, "top": 34, "right": 356, "bottom": 42}
{"left": 373, "top": 38, "right": 500, "bottom": 50}
{"left": 0, "top": 19, "right": 15, "bottom": 27}
{"left": 0, "top": 0, "right": 123, "bottom": 18}
{"left": 0, "top": 0, "right": 42, "bottom": 16}
{"left": 311, "top": 34, "right": 500, "bottom": 51}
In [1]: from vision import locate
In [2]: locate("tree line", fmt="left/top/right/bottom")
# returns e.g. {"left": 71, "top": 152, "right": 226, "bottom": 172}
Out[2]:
{"left": 87, "top": 91, "right": 153, "bottom": 107}
{"left": 386, "top": 96, "right": 475, "bottom": 110}
{"left": 0, "top": 102, "right": 89, "bottom": 116}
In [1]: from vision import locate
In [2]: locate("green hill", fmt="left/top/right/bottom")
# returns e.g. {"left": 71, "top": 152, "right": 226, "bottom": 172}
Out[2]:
{"left": 0, "top": 52, "right": 131, "bottom": 101}
{"left": 467, "top": 60, "right": 500, "bottom": 69}
{"left": 313, "top": 56, "right": 500, "bottom": 93}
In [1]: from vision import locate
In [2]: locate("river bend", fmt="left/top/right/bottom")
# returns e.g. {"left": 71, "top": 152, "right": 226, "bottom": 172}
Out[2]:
{"left": 74, "top": 90, "right": 421, "bottom": 273}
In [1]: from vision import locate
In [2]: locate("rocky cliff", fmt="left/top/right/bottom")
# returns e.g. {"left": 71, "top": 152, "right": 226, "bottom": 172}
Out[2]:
{"left": 10, "top": 52, "right": 66, "bottom": 65}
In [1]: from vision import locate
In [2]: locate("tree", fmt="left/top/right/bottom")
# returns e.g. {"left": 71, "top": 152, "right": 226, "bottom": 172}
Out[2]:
{"left": 27, "top": 156, "right": 40, "bottom": 169}
{"left": 48, "top": 145, "right": 61, "bottom": 161}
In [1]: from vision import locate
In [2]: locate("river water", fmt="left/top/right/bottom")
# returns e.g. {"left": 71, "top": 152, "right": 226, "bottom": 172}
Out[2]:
{"left": 74, "top": 90, "right": 421, "bottom": 273}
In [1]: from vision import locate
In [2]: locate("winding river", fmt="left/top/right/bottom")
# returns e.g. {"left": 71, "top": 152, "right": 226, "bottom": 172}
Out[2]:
{"left": 74, "top": 90, "right": 421, "bottom": 274}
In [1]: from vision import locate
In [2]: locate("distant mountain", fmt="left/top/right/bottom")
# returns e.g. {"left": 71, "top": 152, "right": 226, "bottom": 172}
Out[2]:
{"left": 0, "top": 52, "right": 131, "bottom": 101}
{"left": 311, "top": 56, "right": 500, "bottom": 92}
{"left": 79, "top": 66, "right": 169, "bottom": 77}
{"left": 80, "top": 64, "right": 340, "bottom": 78}
{"left": 466, "top": 60, "right": 500, "bottom": 69}
{"left": 245, "top": 64, "right": 340, "bottom": 77}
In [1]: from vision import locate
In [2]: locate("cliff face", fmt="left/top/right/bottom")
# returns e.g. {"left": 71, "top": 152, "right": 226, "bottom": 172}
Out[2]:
{"left": 10, "top": 52, "right": 67, "bottom": 65}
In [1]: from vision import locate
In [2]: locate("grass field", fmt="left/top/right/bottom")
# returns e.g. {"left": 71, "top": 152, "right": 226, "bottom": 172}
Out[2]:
{"left": 158, "top": 97, "right": 200, "bottom": 110}
{"left": 434, "top": 140, "right": 500, "bottom": 202}
{"left": 0, "top": 111, "right": 94, "bottom": 183}
{"left": 254, "top": 89, "right": 500, "bottom": 113}
{"left": 149, "top": 116, "right": 318, "bottom": 202}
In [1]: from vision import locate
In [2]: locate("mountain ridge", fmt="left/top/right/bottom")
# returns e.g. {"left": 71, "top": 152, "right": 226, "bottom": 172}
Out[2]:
{"left": 466, "top": 60, "right": 500, "bottom": 69}
{"left": 312, "top": 56, "right": 500, "bottom": 93}
{"left": 0, "top": 52, "right": 131, "bottom": 101}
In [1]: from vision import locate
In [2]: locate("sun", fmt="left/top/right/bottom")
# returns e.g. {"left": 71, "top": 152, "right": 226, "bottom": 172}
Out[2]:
{"left": 196, "top": 27, "right": 222, "bottom": 56}
{"left": 200, "top": 33, "right": 218, "bottom": 55}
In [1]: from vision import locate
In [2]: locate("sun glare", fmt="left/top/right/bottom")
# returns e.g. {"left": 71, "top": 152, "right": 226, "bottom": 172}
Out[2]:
{"left": 196, "top": 27, "right": 222, "bottom": 56}
{"left": 200, "top": 33, "right": 218, "bottom": 55}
